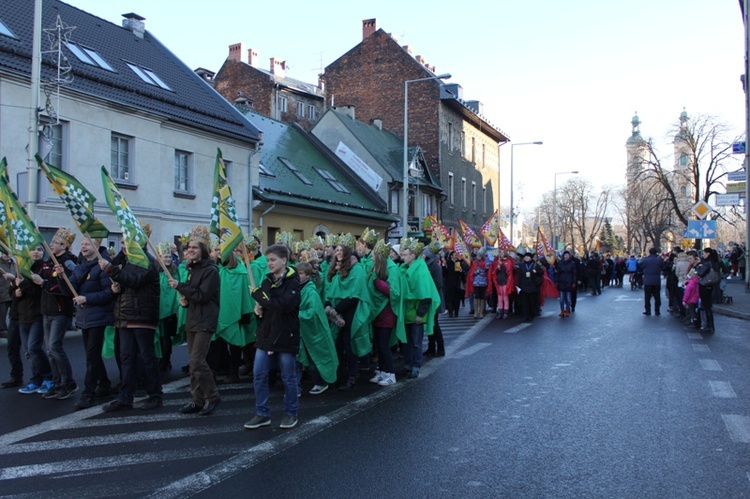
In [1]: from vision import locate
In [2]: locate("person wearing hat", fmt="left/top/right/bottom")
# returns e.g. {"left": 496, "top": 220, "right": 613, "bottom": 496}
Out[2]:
{"left": 515, "top": 251, "right": 544, "bottom": 323}
{"left": 422, "top": 241, "right": 445, "bottom": 357}
{"left": 34, "top": 228, "right": 78, "bottom": 400}
{"left": 170, "top": 226, "right": 222, "bottom": 416}
{"left": 555, "top": 250, "right": 577, "bottom": 317}
{"left": 465, "top": 247, "right": 489, "bottom": 318}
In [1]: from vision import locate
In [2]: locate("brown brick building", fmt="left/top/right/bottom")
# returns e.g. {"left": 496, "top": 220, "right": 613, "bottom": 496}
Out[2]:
{"left": 322, "top": 19, "right": 510, "bottom": 232}
{"left": 213, "top": 43, "right": 324, "bottom": 132}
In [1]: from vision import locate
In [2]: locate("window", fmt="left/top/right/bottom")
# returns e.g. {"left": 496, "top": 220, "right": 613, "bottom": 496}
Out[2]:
{"left": 278, "top": 95, "right": 288, "bottom": 113}
{"left": 258, "top": 161, "right": 275, "bottom": 177}
{"left": 126, "top": 62, "right": 172, "bottom": 90}
{"left": 679, "top": 153, "right": 688, "bottom": 166}
{"left": 471, "top": 137, "right": 476, "bottom": 163}
{"left": 448, "top": 123, "right": 453, "bottom": 151}
{"left": 461, "top": 177, "right": 467, "bottom": 208}
{"left": 65, "top": 42, "right": 114, "bottom": 71}
{"left": 174, "top": 150, "right": 191, "bottom": 193}
{"left": 296, "top": 102, "right": 304, "bottom": 116}
{"left": 315, "top": 167, "right": 350, "bottom": 194}
{"left": 448, "top": 173, "right": 454, "bottom": 205}
{"left": 223, "top": 160, "right": 233, "bottom": 184}
{"left": 680, "top": 185, "right": 687, "bottom": 197}
{"left": 307, "top": 105, "right": 316, "bottom": 121}
{"left": 279, "top": 157, "right": 312, "bottom": 185}
{"left": 482, "top": 186, "right": 487, "bottom": 213}
{"left": 0, "top": 19, "right": 18, "bottom": 39}
{"left": 482, "top": 144, "right": 486, "bottom": 169}
{"left": 390, "top": 188, "right": 400, "bottom": 214}
{"left": 461, "top": 131, "right": 466, "bottom": 158}
{"left": 471, "top": 182, "right": 477, "bottom": 211}
{"left": 422, "top": 194, "right": 434, "bottom": 218}
{"left": 39, "top": 119, "right": 65, "bottom": 169}
{"left": 110, "top": 134, "right": 131, "bottom": 181}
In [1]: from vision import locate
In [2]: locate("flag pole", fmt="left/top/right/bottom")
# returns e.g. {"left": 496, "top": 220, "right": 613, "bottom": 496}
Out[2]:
{"left": 40, "top": 239, "right": 78, "bottom": 298}
{"left": 240, "top": 243, "right": 257, "bottom": 289}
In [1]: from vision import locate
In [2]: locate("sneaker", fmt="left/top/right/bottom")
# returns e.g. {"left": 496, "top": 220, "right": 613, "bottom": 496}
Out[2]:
{"left": 244, "top": 415, "right": 271, "bottom": 429}
{"left": 369, "top": 370, "right": 384, "bottom": 384}
{"left": 407, "top": 369, "right": 420, "bottom": 379}
{"left": 101, "top": 400, "right": 133, "bottom": 413}
{"left": 180, "top": 402, "right": 202, "bottom": 414}
{"left": 377, "top": 373, "right": 396, "bottom": 386}
{"left": 74, "top": 396, "right": 96, "bottom": 410}
{"left": 18, "top": 383, "right": 41, "bottom": 394}
{"left": 279, "top": 414, "right": 298, "bottom": 429}
{"left": 42, "top": 386, "right": 60, "bottom": 399}
{"left": 309, "top": 384, "right": 328, "bottom": 395}
{"left": 55, "top": 384, "right": 79, "bottom": 400}
{"left": 199, "top": 399, "right": 220, "bottom": 416}
{"left": 137, "top": 396, "right": 163, "bottom": 410}
{"left": 36, "top": 380, "right": 53, "bottom": 394}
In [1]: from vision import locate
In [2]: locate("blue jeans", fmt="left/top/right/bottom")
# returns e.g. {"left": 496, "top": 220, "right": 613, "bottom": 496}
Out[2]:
{"left": 559, "top": 291, "right": 572, "bottom": 311}
{"left": 118, "top": 327, "right": 162, "bottom": 405}
{"left": 19, "top": 320, "right": 51, "bottom": 386}
{"left": 403, "top": 323, "right": 425, "bottom": 371}
{"left": 43, "top": 315, "right": 73, "bottom": 387}
{"left": 253, "top": 349, "right": 297, "bottom": 417}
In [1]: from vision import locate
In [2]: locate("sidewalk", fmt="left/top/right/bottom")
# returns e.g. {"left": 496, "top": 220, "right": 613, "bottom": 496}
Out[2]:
{"left": 713, "top": 277, "right": 750, "bottom": 321}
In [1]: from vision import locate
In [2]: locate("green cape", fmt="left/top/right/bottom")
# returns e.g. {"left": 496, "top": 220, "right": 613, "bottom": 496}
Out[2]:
{"left": 297, "top": 279, "right": 339, "bottom": 383}
{"left": 324, "top": 262, "right": 372, "bottom": 357}
{"left": 401, "top": 257, "right": 441, "bottom": 336}
{"left": 368, "top": 259, "right": 406, "bottom": 345}
{"left": 215, "top": 263, "right": 256, "bottom": 346}
{"left": 174, "top": 260, "right": 189, "bottom": 343}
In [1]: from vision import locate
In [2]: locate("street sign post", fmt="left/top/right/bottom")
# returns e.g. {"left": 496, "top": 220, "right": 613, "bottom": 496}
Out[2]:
{"left": 733, "top": 141, "right": 746, "bottom": 154}
{"left": 728, "top": 170, "right": 746, "bottom": 182}
{"left": 686, "top": 220, "right": 717, "bottom": 239}
{"left": 716, "top": 193, "right": 741, "bottom": 206}
{"left": 691, "top": 200, "right": 712, "bottom": 219}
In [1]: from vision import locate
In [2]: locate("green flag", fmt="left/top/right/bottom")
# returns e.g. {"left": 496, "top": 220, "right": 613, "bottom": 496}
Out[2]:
{"left": 36, "top": 155, "right": 109, "bottom": 239}
{"left": 0, "top": 157, "right": 43, "bottom": 278}
{"left": 209, "top": 148, "right": 243, "bottom": 263}
{"left": 100, "top": 166, "right": 149, "bottom": 269}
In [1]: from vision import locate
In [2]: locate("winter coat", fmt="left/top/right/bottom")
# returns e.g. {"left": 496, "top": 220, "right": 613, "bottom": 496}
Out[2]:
{"left": 68, "top": 257, "right": 115, "bottom": 329}
{"left": 39, "top": 251, "right": 77, "bottom": 316}
{"left": 515, "top": 259, "right": 544, "bottom": 293}
{"left": 176, "top": 258, "right": 220, "bottom": 334}
{"left": 673, "top": 253, "right": 691, "bottom": 281}
{"left": 683, "top": 276, "right": 700, "bottom": 305}
{"left": 16, "top": 259, "right": 44, "bottom": 324}
{"left": 638, "top": 255, "right": 664, "bottom": 287}
{"left": 251, "top": 266, "right": 301, "bottom": 354}
{"left": 106, "top": 251, "right": 161, "bottom": 328}
{"left": 555, "top": 258, "right": 578, "bottom": 292}
{"left": 489, "top": 256, "right": 516, "bottom": 296}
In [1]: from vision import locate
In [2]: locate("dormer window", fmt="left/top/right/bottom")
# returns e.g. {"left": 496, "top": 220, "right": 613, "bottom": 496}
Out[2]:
{"left": 126, "top": 62, "right": 172, "bottom": 90}
{"left": 258, "top": 161, "right": 275, "bottom": 177}
{"left": 65, "top": 42, "right": 114, "bottom": 71}
{"left": 315, "top": 167, "right": 350, "bottom": 194}
{"left": 0, "top": 18, "right": 17, "bottom": 39}
{"left": 279, "top": 157, "right": 312, "bottom": 185}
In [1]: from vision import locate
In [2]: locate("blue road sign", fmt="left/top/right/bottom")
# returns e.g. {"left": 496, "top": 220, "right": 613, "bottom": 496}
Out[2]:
{"left": 733, "top": 141, "right": 746, "bottom": 154}
{"left": 686, "top": 220, "right": 717, "bottom": 239}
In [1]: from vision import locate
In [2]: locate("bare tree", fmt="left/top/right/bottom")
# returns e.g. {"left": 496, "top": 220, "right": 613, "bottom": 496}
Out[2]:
{"left": 556, "top": 178, "right": 611, "bottom": 253}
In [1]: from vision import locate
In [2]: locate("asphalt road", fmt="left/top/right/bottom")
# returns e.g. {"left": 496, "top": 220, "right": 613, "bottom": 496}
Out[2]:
{"left": 0, "top": 284, "right": 749, "bottom": 498}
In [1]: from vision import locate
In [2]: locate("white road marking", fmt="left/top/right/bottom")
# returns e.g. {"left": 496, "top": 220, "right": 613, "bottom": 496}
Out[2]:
{"left": 453, "top": 342, "right": 492, "bottom": 358}
{"left": 687, "top": 333, "right": 703, "bottom": 340}
{"left": 699, "top": 359, "right": 722, "bottom": 371}
{"left": 692, "top": 344, "right": 710, "bottom": 352}
{"left": 709, "top": 381, "right": 737, "bottom": 398}
{"left": 504, "top": 323, "right": 533, "bottom": 334}
{"left": 722, "top": 415, "right": 750, "bottom": 443}
{"left": 614, "top": 295, "right": 642, "bottom": 302}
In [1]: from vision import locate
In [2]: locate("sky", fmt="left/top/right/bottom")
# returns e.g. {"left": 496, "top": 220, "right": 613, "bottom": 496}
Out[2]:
{"left": 64, "top": 0, "right": 747, "bottom": 217}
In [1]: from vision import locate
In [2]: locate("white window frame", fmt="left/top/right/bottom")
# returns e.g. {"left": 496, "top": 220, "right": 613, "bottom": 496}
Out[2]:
{"left": 471, "top": 181, "right": 477, "bottom": 211}
{"left": 39, "top": 118, "right": 66, "bottom": 170}
{"left": 461, "top": 177, "right": 467, "bottom": 208}
{"left": 110, "top": 133, "right": 132, "bottom": 182}
{"left": 174, "top": 150, "right": 191, "bottom": 193}
{"left": 448, "top": 172, "right": 454, "bottom": 206}
{"left": 390, "top": 188, "right": 400, "bottom": 214}
{"left": 308, "top": 105, "right": 316, "bottom": 121}
{"left": 296, "top": 102, "right": 305, "bottom": 116}
{"left": 482, "top": 186, "right": 487, "bottom": 214}
{"left": 278, "top": 95, "right": 288, "bottom": 113}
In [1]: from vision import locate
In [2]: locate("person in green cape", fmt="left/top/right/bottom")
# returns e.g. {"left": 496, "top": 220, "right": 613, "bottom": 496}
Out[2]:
{"left": 214, "top": 248, "right": 255, "bottom": 384}
{"left": 296, "top": 262, "right": 338, "bottom": 395}
{"left": 399, "top": 238, "right": 440, "bottom": 378}
{"left": 323, "top": 235, "right": 372, "bottom": 391}
{"left": 318, "top": 234, "right": 336, "bottom": 299}
{"left": 174, "top": 235, "right": 190, "bottom": 346}
{"left": 356, "top": 227, "right": 377, "bottom": 274}
{"left": 367, "top": 240, "right": 404, "bottom": 387}
{"left": 156, "top": 243, "right": 179, "bottom": 373}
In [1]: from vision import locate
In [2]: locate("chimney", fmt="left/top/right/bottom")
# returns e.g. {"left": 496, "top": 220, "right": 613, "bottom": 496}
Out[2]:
{"left": 403, "top": 45, "right": 413, "bottom": 55}
{"left": 247, "top": 48, "right": 259, "bottom": 67}
{"left": 362, "top": 18, "right": 378, "bottom": 40}
{"left": 228, "top": 43, "right": 245, "bottom": 63}
{"left": 372, "top": 118, "right": 383, "bottom": 130}
{"left": 270, "top": 58, "right": 286, "bottom": 78}
{"left": 122, "top": 13, "right": 145, "bottom": 39}
{"left": 416, "top": 55, "right": 425, "bottom": 65}
{"left": 335, "top": 105, "right": 355, "bottom": 120}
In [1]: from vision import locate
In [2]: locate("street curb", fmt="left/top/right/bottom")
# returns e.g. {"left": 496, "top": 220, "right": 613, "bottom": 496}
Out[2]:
{"left": 713, "top": 306, "right": 750, "bottom": 321}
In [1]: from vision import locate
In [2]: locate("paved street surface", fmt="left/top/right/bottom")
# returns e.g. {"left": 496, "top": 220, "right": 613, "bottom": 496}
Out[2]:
{"left": 0, "top": 283, "right": 749, "bottom": 497}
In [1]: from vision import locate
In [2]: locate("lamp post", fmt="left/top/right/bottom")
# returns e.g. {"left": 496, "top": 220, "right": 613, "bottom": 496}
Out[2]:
{"left": 509, "top": 141, "right": 543, "bottom": 245}
{"left": 553, "top": 170, "right": 578, "bottom": 250}
{"left": 403, "top": 73, "right": 451, "bottom": 238}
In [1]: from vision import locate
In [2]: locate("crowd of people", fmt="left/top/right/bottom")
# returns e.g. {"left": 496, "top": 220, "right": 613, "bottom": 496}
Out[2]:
{"left": 0, "top": 224, "right": 740, "bottom": 428}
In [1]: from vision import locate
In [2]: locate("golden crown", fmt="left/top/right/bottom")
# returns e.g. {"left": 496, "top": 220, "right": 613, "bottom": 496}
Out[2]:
{"left": 360, "top": 227, "right": 378, "bottom": 246}
{"left": 189, "top": 225, "right": 210, "bottom": 246}
{"left": 401, "top": 237, "right": 424, "bottom": 255}
{"left": 179, "top": 231, "right": 190, "bottom": 246}
{"left": 53, "top": 227, "right": 76, "bottom": 247}
{"left": 275, "top": 231, "right": 296, "bottom": 247}
{"left": 337, "top": 233, "right": 356, "bottom": 249}
{"left": 325, "top": 233, "right": 337, "bottom": 247}
{"left": 140, "top": 222, "right": 152, "bottom": 238}
{"left": 428, "top": 240, "right": 442, "bottom": 255}
{"left": 156, "top": 242, "right": 171, "bottom": 256}
{"left": 374, "top": 239, "right": 391, "bottom": 258}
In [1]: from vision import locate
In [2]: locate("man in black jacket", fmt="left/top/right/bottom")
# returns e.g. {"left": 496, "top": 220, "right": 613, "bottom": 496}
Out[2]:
{"left": 100, "top": 236, "right": 162, "bottom": 412}
{"left": 171, "top": 226, "right": 221, "bottom": 416}
{"left": 244, "top": 244, "right": 301, "bottom": 430}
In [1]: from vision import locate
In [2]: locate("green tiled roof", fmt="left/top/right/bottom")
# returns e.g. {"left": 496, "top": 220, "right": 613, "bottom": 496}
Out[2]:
{"left": 243, "top": 111, "right": 392, "bottom": 219}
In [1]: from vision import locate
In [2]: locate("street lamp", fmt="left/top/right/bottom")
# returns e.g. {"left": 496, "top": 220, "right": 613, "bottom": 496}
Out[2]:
{"left": 509, "top": 141, "right": 543, "bottom": 246}
{"left": 552, "top": 170, "right": 579, "bottom": 250}
{"left": 402, "top": 73, "right": 451, "bottom": 237}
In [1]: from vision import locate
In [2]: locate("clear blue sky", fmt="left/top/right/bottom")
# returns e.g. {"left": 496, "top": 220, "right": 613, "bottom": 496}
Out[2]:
{"left": 65, "top": 0, "right": 746, "bottom": 215}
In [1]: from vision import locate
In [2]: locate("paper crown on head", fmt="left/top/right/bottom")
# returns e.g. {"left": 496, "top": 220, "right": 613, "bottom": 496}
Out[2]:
{"left": 189, "top": 225, "right": 211, "bottom": 246}
{"left": 275, "top": 231, "right": 296, "bottom": 247}
{"left": 360, "top": 227, "right": 378, "bottom": 246}
{"left": 401, "top": 237, "right": 424, "bottom": 255}
{"left": 52, "top": 227, "right": 76, "bottom": 247}
{"left": 293, "top": 239, "right": 311, "bottom": 254}
{"left": 337, "top": 233, "right": 356, "bottom": 249}
{"left": 374, "top": 239, "right": 391, "bottom": 258}
{"left": 325, "top": 233, "right": 337, "bottom": 247}
{"left": 156, "top": 242, "right": 171, "bottom": 256}
{"left": 140, "top": 222, "right": 152, "bottom": 238}
{"left": 179, "top": 231, "right": 190, "bottom": 246}
{"left": 427, "top": 240, "right": 442, "bottom": 255}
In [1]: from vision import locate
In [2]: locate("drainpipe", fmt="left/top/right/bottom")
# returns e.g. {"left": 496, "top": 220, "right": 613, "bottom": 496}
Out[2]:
{"left": 259, "top": 202, "right": 276, "bottom": 243}
{"left": 247, "top": 145, "right": 260, "bottom": 233}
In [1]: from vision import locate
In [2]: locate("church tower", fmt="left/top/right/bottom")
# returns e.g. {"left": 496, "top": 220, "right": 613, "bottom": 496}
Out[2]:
{"left": 672, "top": 108, "right": 694, "bottom": 205}
{"left": 625, "top": 112, "right": 647, "bottom": 184}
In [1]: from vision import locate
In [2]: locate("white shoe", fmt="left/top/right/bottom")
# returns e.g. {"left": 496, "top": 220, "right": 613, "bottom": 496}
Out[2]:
{"left": 369, "top": 370, "right": 383, "bottom": 384}
{"left": 309, "top": 384, "right": 328, "bottom": 395}
{"left": 377, "top": 373, "right": 396, "bottom": 386}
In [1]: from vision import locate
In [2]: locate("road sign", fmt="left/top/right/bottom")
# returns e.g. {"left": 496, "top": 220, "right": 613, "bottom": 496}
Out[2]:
{"left": 715, "top": 193, "right": 740, "bottom": 206}
{"left": 726, "top": 182, "right": 747, "bottom": 197}
{"left": 686, "top": 220, "right": 717, "bottom": 239}
{"left": 727, "top": 170, "right": 746, "bottom": 182}
{"left": 691, "top": 200, "right": 712, "bottom": 219}
{"left": 733, "top": 141, "right": 746, "bottom": 154}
